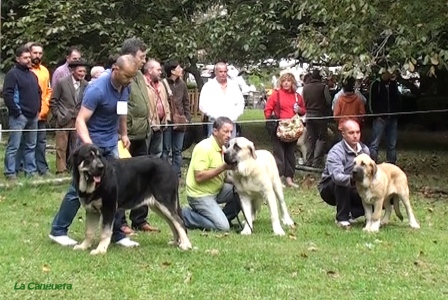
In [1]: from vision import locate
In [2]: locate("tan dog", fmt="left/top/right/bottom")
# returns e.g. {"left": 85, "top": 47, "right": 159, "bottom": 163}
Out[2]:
{"left": 352, "top": 153, "right": 420, "bottom": 233}
{"left": 223, "top": 137, "right": 295, "bottom": 235}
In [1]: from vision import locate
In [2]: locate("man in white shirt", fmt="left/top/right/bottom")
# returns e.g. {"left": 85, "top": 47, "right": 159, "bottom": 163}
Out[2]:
{"left": 199, "top": 62, "right": 245, "bottom": 139}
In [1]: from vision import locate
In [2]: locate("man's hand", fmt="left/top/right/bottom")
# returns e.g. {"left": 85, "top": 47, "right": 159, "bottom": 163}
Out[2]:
{"left": 121, "top": 135, "right": 131, "bottom": 149}
{"left": 223, "top": 162, "right": 237, "bottom": 171}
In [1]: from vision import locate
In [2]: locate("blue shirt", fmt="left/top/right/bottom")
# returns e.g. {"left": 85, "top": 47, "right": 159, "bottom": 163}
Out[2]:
{"left": 82, "top": 70, "right": 129, "bottom": 148}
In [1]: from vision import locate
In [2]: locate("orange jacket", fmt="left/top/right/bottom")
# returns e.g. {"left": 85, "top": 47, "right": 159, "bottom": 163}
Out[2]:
{"left": 334, "top": 92, "right": 365, "bottom": 130}
{"left": 31, "top": 65, "right": 52, "bottom": 121}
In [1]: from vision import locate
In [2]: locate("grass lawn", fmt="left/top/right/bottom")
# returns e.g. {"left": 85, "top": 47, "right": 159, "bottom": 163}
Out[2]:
{"left": 1, "top": 109, "right": 448, "bottom": 299}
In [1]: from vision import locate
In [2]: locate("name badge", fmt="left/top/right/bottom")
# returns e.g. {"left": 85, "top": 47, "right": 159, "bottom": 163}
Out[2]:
{"left": 117, "top": 101, "right": 128, "bottom": 115}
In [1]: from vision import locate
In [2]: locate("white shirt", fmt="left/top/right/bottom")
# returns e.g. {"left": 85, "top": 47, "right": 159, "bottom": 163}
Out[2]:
{"left": 199, "top": 78, "right": 245, "bottom": 121}
{"left": 344, "top": 140, "right": 362, "bottom": 155}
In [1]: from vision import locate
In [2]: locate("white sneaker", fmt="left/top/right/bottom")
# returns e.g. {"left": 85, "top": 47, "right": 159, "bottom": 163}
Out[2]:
{"left": 115, "top": 237, "right": 139, "bottom": 248}
{"left": 335, "top": 220, "right": 351, "bottom": 227}
{"left": 49, "top": 234, "right": 78, "bottom": 246}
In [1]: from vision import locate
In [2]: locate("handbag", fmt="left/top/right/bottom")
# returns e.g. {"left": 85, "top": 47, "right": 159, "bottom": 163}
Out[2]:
{"left": 265, "top": 91, "right": 280, "bottom": 136}
{"left": 161, "top": 79, "right": 188, "bottom": 132}
{"left": 276, "top": 115, "right": 305, "bottom": 143}
{"left": 276, "top": 94, "right": 305, "bottom": 142}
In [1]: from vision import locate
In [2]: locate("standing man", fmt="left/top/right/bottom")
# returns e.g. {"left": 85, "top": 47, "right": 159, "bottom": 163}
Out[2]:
{"left": 368, "top": 71, "right": 400, "bottom": 164}
{"left": 28, "top": 43, "right": 52, "bottom": 176}
{"left": 50, "top": 60, "right": 89, "bottom": 174}
{"left": 199, "top": 62, "right": 245, "bottom": 138}
{"left": 3, "top": 45, "right": 41, "bottom": 180}
{"left": 302, "top": 69, "right": 332, "bottom": 168}
{"left": 119, "top": 38, "right": 160, "bottom": 234}
{"left": 144, "top": 59, "right": 171, "bottom": 158}
{"left": 49, "top": 54, "right": 140, "bottom": 248}
{"left": 162, "top": 60, "right": 191, "bottom": 182}
{"left": 51, "top": 46, "right": 81, "bottom": 87}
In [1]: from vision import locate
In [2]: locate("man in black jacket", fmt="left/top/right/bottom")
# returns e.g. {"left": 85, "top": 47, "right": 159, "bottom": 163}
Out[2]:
{"left": 368, "top": 71, "right": 400, "bottom": 164}
{"left": 3, "top": 45, "right": 41, "bottom": 180}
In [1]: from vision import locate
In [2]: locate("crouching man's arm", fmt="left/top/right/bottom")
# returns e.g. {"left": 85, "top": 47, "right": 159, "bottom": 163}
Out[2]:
{"left": 326, "top": 150, "right": 352, "bottom": 187}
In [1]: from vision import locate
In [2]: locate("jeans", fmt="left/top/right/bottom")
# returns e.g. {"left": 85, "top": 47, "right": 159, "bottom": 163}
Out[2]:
{"left": 162, "top": 126, "right": 185, "bottom": 178}
{"left": 147, "top": 129, "right": 163, "bottom": 157}
{"left": 17, "top": 120, "right": 49, "bottom": 175}
{"left": 207, "top": 119, "right": 237, "bottom": 139}
{"left": 181, "top": 183, "right": 241, "bottom": 231}
{"left": 369, "top": 117, "right": 398, "bottom": 164}
{"left": 50, "top": 144, "right": 126, "bottom": 242}
{"left": 4, "top": 114, "right": 38, "bottom": 177}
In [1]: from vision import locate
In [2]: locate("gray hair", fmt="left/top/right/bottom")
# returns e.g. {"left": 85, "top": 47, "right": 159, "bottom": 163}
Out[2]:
{"left": 213, "top": 116, "right": 233, "bottom": 130}
{"left": 142, "top": 59, "right": 159, "bottom": 74}
{"left": 214, "top": 62, "right": 227, "bottom": 73}
{"left": 121, "top": 38, "right": 147, "bottom": 56}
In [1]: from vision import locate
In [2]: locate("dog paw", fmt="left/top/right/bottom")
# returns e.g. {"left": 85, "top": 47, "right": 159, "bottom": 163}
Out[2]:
{"left": 168, "top": 240, "right": 178, "bottom": 246}
{"left": 273, "top": 227, "right": 286, "bottom": 236}
{"left": 73, "top": 243, "right": 89, "bottom": 251}
{"left": 410, "top": 222, "right": 420, "bottom": 229}
{"left": 178, "top": 241, "right": 193, "bottom": 251}
{"left": 90, "top": 248, "right": 107, "bottom": 255}
{"left": 282, "top": 218, "right": 295, "bottom": 227}
{"left": 240, "top": 227, "right": 252, "bottom": 235}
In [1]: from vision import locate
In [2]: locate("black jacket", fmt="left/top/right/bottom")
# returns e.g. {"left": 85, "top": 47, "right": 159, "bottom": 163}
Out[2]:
{"left": 368, "top": 79, "right": 400, "bottom": 117}
{"left": 3, "top": 63, "right": 41, "bottom": 118}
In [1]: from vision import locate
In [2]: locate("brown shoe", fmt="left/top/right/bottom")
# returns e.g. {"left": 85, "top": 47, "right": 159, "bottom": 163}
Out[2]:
{"left": 121, "top": 225, "right": 135, "bottom": 235}
{"left": 137, "top": 224, "right": 160, "bottom": 233}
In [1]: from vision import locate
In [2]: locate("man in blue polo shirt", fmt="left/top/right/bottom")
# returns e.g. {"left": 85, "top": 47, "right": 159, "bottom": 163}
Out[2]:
{"left": 49, "top": 54, "right": 140, "bottom": 248}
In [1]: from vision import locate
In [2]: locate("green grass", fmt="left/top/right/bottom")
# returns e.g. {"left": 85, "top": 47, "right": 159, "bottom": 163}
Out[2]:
{"left": 1, "top": 111, "right": 448, "bottom": 299}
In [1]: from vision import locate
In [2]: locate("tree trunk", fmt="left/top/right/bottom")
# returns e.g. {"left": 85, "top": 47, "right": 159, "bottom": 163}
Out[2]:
{"left": 185, "top": 56, "right": 204, "bottom": 91}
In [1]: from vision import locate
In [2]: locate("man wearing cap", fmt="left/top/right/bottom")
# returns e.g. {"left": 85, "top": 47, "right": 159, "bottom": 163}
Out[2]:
{"left": 51, "top": 46, "right": 81, "bottom": 87}
{"left": 50, "top": 60, "right": 88, "bottom": 174}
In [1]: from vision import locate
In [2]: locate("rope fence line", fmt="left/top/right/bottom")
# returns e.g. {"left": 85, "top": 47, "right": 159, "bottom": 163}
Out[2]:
{"left": 0, "top": 108, "right": 447, "bottom": 133}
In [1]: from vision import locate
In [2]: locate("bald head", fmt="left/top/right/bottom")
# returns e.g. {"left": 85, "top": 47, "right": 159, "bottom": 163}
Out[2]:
{"left": 341, "top": 119, "right": 361, "bottom": 149}
{"left": 112, "top": 54, "right": 139, "bottom": 87}
{"left": 341, "top": 119, "right": 360, "bottom": 133}
{"left": 115, "top": 54, "right": 139, "bottom": 70}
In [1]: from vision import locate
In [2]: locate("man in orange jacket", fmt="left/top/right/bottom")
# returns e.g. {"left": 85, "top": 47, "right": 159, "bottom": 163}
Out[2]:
{"left": 17, "top": 42, "right": 52, "bottom": 176}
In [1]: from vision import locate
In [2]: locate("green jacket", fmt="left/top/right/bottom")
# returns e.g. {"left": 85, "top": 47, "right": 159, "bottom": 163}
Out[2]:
{"left": 127, "top": 71, "right": 150, "bottom": 141}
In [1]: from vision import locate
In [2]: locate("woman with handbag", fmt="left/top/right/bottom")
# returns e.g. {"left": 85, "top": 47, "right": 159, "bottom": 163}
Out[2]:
{"left": 264, "top": 73, "right": 306, "bottom": 188}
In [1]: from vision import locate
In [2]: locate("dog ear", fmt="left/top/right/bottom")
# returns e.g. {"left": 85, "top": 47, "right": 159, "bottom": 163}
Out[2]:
{"left": 249, "top": 142, "right": 257, "bottom": 159}
{"left": 370, "top": 161, "right": 378, "bottom": 176}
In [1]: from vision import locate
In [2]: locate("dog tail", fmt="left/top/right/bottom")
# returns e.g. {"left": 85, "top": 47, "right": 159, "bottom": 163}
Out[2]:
{"left": 393, "top": 196, "right": 404, "bottom": 221}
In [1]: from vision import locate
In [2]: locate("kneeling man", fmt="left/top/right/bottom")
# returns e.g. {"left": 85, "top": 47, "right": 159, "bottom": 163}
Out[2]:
{"left": 318, "top": 119, "right": 368, "bottom": 228}
{"left": 182, "top": 117, "right": 241, "bottom": 231}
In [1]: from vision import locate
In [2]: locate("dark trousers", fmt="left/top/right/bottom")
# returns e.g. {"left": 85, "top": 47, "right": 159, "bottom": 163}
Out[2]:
{"left": 305, "top": 118, "right": 328, "bottom": 167}
{"left": 272, "top": 133, "right": 296, "bottom": 178}
{"left": 319, "top": 179, "right": 364, "bottom": 222}
{"left": 120, "top": 139, "right": 150, "bottom": 229}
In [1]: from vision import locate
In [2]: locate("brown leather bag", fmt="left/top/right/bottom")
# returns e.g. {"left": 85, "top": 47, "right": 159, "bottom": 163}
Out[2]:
{"left": 162, "top": 79, "right": 188, "bottom": 132}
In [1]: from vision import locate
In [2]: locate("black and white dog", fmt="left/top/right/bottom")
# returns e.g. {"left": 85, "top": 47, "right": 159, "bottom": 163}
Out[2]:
{"left": 71, "top": 143, "right": 192, "bottom": 255}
